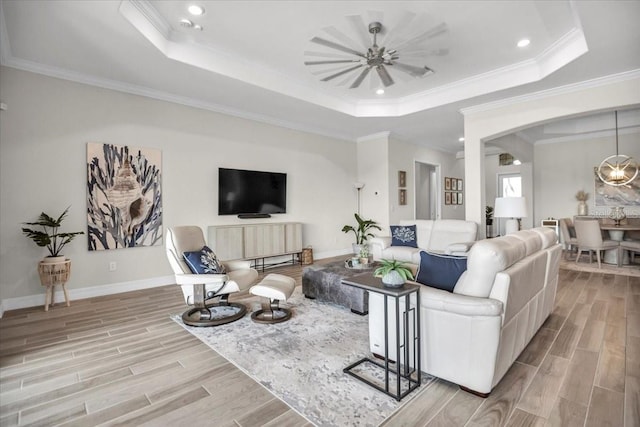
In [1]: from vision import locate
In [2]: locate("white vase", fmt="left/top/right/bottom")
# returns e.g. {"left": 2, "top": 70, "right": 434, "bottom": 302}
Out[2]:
{"left": 578, "top": 202, "right": 588, "bottom": 216}
{"left": 382, "top": 270, "right": 405, "bottom": 288}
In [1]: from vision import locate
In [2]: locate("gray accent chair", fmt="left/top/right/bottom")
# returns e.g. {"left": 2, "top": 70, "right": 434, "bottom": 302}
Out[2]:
{"left": 166, "top": 226, "right": 258, "bottom": 327}
{"left": 574, "top": 219, "right": 619, "bottom": 269}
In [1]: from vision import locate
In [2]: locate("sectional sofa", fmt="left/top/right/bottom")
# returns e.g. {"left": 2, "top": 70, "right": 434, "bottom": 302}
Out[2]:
{"left": 368, "top": 227, "right": 562, "bottom": 395}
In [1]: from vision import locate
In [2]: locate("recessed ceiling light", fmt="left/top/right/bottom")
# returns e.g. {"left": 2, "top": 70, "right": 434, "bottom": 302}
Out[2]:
{"left": 376, "top": 88, "right": 385, "bottom": 95}
{"left": 458, "top": 137, "right": 465, "bottom": 142}
{"left": 188, "top": 5, "right": 205, "bottom": 16}
{"left": 513, "top": 160, "right": 522, "bottom": 165}
{"left": 180, "top": 19, "right": 194, "bottom": 28}
{"left": 517, "top": 39, "right": 530, "bottom": 48}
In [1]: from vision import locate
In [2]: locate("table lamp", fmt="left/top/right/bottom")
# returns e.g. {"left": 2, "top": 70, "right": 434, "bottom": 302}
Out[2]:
{"left": 494, "top": 197, "right": 527, "bottom": 235}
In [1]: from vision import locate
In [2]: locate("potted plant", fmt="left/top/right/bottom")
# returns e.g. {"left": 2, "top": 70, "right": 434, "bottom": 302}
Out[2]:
{"left": 359, "top": 245, "right": 370, "bottom": 265}
{"left": 486, "top": 205, "right": 494, "bottom": 238}
{"left": 22, "top": 207, "right": 84, "bottom": 263}
{"left": 341, "top": 213, "right": 382, "bottom": 255}
{"left": 374, "top": 259, "right": 414, "bottom": 288}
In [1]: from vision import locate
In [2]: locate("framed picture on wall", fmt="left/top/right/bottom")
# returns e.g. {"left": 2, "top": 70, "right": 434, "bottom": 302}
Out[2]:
{"left": 398, "top": 170, "right": 406, "bottom": 188}
{"left": 445, "top": 177, "right": 451, "bottom": 190}
{"left": 445, "top": 192, "right": 452, "bottom": 205}
{"left": 457, "top": 179, "right": 463, "bottom": 191}
{"left": 457, "top": 192, "right": 464, "bottom": 205}
{"left": 399, "top": 189, "right": 407, "bottom": 205}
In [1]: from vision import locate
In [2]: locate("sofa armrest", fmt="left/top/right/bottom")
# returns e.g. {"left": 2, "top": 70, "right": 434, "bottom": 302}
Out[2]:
{"left": 419, "top": 285, "right": 503, "bottom": 316}
{"left": 370, "top": 236, "right": 391, "bottom": 260}
{"left": 223, "top": 260, "right": 253, "bottom": 271}
{"left": 444, "top": 241, "right": 476, "bottom": 255}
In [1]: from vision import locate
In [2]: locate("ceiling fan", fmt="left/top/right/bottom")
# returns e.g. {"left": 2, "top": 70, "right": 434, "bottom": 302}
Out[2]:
{"left": 304, "top": 18, "right": 446, "bottom": 89}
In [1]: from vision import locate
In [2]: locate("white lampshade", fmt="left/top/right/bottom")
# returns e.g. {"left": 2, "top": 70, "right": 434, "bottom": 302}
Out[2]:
{"left": 494, "top": 197, "right": 528, "bottom": 234}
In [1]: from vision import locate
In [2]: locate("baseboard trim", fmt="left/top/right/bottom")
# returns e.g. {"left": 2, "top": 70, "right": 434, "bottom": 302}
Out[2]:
{"left": 0, "top": 275, "right": 174, "bottom": 318}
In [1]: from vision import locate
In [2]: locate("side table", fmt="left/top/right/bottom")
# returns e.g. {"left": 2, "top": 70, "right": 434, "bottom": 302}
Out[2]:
{"left": 341, "top": 273, "right": 421, "bottom": 401}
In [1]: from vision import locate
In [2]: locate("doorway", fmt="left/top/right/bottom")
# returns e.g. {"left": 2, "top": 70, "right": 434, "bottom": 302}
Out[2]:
{"left": 497, "top": 173, "right": 522, "bottom": 235}
{"left": 415, "top": 161, "right": 439, "bottom": 220}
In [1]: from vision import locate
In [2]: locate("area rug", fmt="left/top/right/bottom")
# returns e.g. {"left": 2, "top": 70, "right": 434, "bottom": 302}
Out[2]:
{"left": 172, "top": 288, "right": 433, "bottom": 427}
{"left": 560, "top": 257, "right": 640, "bottom": 277}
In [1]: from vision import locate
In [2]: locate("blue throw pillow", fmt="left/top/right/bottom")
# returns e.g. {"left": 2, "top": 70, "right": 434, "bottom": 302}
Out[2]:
{"left": 390, "top": 225, "right": 417, "bottom": 247}
{"left": 415, "top": 251, "right": 467, "bottom": 292}
{"left": 183, "top": 246, "right": 226, "bottom": 274}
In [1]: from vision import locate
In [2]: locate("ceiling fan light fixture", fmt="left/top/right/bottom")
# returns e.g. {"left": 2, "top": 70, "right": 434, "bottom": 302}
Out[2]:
{"left": 596, "top": 110, "right": 639, "bottom": 186}
{"left": 375, "top": 88, "right": 385, "bottom": 95}
{"left": 305, "top": 17, "right": 442, "bottom": 90}
{"left": 517, "top": 38, "right": 530, "bottom": 48}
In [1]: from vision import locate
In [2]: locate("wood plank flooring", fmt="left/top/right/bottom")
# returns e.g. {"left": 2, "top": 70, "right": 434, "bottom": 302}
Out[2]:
{"left": 1, "top": 259, "right": 638, "bottom": 426}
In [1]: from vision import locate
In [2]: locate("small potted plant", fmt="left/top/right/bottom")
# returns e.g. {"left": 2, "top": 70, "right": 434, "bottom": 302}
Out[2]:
{"left": 22, "top": 207, "right": 84, "bottom": 263}
{"left": 374, "top": 259, "right": 414, "bottom": 288}
{"left": 359, "top": 245, "right": 370, "bottom": 265}
{"left": 341, "top": 213, "right": 382, "bottom": 255}
{"left": 486, "top": 205, "right": 494, "bottom": 238}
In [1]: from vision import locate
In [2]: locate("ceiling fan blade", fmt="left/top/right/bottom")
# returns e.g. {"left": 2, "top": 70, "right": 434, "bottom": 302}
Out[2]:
{"left": 304, "top": 60, "right": 360, "bottom": 65}
{"left": 376, "top": 65, "right": 394, "bottom": 87}
{"left": 392, "top": 62, "right": 434, "bottom": 77}
{"left": 380, "top": 11, "right": 417, "bottom": 47}
{"left": 321, "top": 64, "right": 364, "bottom": 82}
{"left": 304, "top": 50, "right": 357, "bottom": 59}
{"left": 344, "top": 15, "right": 372, "bottom": 50}
{"left": 393, "top": 23, "right": 448, "bottom": 52}
{"left": 350, "top": 66, "right": 372, "bottom": 89}
{"left": 323, "top": 26, "right": 368, "bottom": 51}
{"left": 311, "top": 37, "right": 365, "bottom": 58}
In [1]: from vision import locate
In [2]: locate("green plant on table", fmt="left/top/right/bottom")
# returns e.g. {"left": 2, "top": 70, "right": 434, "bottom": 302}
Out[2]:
{"left": 374, "top": 259, "right": 414, "bottom": 281}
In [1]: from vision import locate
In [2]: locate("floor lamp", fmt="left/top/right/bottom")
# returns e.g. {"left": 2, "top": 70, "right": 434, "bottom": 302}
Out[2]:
{"left": 494, "top": 197, "right": 527, "bottom": 235}
{"left": 354, "top": 182, "right": 364, "bottom": 214}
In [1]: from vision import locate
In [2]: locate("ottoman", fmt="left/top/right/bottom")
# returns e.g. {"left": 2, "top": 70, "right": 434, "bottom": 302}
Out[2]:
{"left": 249, "top": 273, "right": 296, "bottom": 323}
{"left": 302, "top": 261, "right": 370, "bottom": 315}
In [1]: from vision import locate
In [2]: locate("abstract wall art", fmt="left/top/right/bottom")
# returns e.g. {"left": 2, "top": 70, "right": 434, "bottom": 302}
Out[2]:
{"left": 593, "top": 167, "right": 640, "bottom": 207}
{"left": 86, "top": 142, "right": 162, "bottom": 250}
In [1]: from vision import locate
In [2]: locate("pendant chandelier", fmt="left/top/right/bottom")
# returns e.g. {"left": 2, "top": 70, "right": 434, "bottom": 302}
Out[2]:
{"left": 596, "top": 110, "right": 638, "bottom": 186}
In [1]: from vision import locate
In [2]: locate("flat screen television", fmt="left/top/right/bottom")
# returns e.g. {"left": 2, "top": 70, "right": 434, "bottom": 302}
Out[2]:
{"left": 218, "top": 168, "right": 287, "bottom": 216}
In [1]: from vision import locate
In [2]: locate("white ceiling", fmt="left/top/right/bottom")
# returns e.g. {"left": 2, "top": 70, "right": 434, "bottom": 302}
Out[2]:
{"left": 1, "top": 0, "right": 640, "bottom": 152}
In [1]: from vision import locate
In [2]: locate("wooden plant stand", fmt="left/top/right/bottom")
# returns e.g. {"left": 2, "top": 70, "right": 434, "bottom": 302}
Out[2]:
{"left": 38, "top": 259, "right": 71, "bottom": 311}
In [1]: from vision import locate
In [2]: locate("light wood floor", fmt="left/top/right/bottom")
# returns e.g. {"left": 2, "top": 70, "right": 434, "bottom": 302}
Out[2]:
{"left": 1, "top": 259, "right": 638, "bottom": 426}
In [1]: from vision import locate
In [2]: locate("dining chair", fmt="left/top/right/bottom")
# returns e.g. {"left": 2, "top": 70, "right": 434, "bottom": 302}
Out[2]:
{"left": 618, "top": 240, "right": 640, "bottom": 267}
{"left": 574, "top": 219, "right": 619, "bottom": 269}
{"left": 559, "top": 218, "right": 578, "bottom": 260}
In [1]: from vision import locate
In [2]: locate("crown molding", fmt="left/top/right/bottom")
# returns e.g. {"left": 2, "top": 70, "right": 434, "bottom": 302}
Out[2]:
{"left": 0, "top": 55, "right": 355, "bottom": 144}
{"left": 460, "top": 69, "right": 640, "bottom": 116}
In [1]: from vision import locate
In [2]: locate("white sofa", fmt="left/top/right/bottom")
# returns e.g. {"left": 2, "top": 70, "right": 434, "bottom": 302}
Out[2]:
{"left": 368, "top": 227, "right": 562, "bottom": 395}
{"left": 369, "top": 219, "right": 478, "bottom": 265}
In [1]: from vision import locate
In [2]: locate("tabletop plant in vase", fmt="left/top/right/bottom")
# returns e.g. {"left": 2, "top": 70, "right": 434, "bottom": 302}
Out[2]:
{"left": 341, "top": 213, "right": 382, "bottom": 255}
{"left": 575, "top": 190, "right": 589, "bottom": 216}
{"left": 374, "top": 259, "right": 414, "bottom": 288}
{"left": 22, "top": 207, "right": 84, "bottom": 286}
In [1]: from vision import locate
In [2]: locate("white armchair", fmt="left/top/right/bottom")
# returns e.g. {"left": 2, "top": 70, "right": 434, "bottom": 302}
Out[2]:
{"left": 166, "top": 226, "right": 258, "bottom": 326}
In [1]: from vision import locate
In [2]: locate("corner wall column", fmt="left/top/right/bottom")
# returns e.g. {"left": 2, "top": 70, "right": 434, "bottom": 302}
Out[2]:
{"left": 463, "top": 129, "right": 485, "bottom": 237}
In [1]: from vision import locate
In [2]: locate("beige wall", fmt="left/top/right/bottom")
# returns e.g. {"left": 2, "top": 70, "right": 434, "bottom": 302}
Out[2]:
{"left": 0, "top": 67, "right": 359, "bottom": 310}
